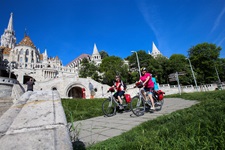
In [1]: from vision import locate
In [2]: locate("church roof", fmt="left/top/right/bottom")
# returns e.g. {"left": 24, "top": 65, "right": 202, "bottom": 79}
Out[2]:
{"left": 40, "top": 54, "right": 43, "bottom": 61}
{"left": 17, "top": 35, "right": 36, "bottom": 49}
{"left": 0, "top": 46, "right": 11, "bottom": 55}
{"left": 66, "top": 53, "right": 91, "bottom": 67}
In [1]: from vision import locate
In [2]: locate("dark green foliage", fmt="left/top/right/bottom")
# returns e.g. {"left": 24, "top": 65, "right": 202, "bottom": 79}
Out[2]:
{"left": 188, "top": 43, "right": 222, "bottom": 84}
{"left": 99, "top": 56, "right": 129, "bottom": 85}
{"left": 86, "top": 90, "right": 225, "bottom": 150}
{"left": 79, "top": 58, "right": 100, "bottom": 81}
{"left": 99, "top": 50, "right": 109, "bottom": 59}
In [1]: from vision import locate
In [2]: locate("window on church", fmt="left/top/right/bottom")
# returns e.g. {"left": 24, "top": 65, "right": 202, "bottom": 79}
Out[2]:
{"left": 19, "top": 49, "right": 24, "bottom": 55}
{"left": 26, "top": 49, "right": 29, "bottom": 55}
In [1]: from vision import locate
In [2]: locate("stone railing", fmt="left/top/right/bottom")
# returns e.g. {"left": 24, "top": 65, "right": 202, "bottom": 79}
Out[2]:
{"left": 0, "top": 61, "right": 78, "bottom": 74}
{"left": 0, "top": 90, "right": 72, "bottom": 150}
{"left": 0, "top": 77, "right": 17, "bottom": 85}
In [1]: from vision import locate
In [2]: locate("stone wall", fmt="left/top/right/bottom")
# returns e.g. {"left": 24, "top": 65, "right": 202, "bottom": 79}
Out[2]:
{"left": 0, "top": 90, "right": 72, "bottom": 150}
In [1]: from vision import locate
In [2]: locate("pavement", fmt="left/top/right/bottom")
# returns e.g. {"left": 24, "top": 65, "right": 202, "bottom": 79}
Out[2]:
{"left": 71, "top": 98, "right": 199, "bottom": 147}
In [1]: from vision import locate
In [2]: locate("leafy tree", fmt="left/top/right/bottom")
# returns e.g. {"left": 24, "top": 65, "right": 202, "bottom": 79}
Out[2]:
{"left": 168, "top": 54, "right": 191, "bottom": 85}
{"left": 79, "top": 58, "right": 100, "bottom": 81}
{"left": 188, "top": 43, "right": 222, "bottom": 84}
{"left": 154, "top": 55, "right": 170, "bottom": 84}
{"left": 99, "top": 50, "right": 109, "bottom": 59}
{"left": 99, "top": 56, "right": 129, "bottom": 85}
{"left": 126, "top": 50, "right": 154, "bottom": 82}
{"left": 215, "top": 58, "right": 225, "bottom": 83}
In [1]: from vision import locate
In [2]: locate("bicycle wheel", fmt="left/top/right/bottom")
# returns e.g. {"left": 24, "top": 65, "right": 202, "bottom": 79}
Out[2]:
{"left": 102, "top": 98, "right": 116, "bottom": 117}
{"left": 154, "top": 98, "right": 163, "bottom": 111}
{"left": 130, "top": 96, "right": 145, "bottom": 116}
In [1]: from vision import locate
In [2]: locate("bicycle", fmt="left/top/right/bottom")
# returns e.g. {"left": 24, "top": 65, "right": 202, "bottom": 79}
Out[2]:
{"left": 130, "top": 82, "right": 165, "bottom": 117}
{"left": 102, "top": 87, "right": 131, "bottom": 117}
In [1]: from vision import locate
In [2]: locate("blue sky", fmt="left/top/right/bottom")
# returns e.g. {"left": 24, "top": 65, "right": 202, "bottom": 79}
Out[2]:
{"left": 1, "top": 0, "right": 225, "bottom": 65}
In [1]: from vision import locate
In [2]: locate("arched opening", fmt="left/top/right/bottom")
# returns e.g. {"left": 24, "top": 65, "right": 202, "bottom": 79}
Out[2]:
{"left": 52, "top": 87, "right": 57, "bottom": 90}
{"left": 68, "top": 86, "right": 83, "bottom": 99}
{"left": 23, "top": 75, "right": 35, "bottom": 84}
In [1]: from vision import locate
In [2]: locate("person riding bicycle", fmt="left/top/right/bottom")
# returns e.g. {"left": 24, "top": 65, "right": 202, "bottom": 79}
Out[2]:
{"left": 112, "top": 75, "right": 125, "bottom": 110}
{"left": 138, "top": 67, "right": 155, "bottom": 110}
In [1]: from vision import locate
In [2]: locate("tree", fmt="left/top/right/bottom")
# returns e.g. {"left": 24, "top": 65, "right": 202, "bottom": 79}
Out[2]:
{"left": 99, "top": 50, "right": 109, "bottom": 59}
{"left": 126, "top": 50, "right": 154, "bottom": 82}
{"left": 99, "top": 56, "right": 129, "bottom": 85}
{"left": 79, "top": 58, "right": 100, "bottom": 81}
{"left": 188, "top": 43, "right": 222, "bottom": 84}
{"left": 168, "top": 54, "right": 191, "bottom": 85}
{"left": 154, "top": 55, "right": 170, "bottom": 84}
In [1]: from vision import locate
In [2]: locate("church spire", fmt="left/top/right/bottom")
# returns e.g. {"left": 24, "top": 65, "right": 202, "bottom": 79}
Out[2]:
{"left": 91, "top": 43, "right": 102, "bottom": 65}
{"left": 0, "top": 12, "right": 16, "bottom": 48}
{"left": 151, "top": 42, "right": 162, "bottom": 58}
{"left": 92, "top": 43, "right": 100, "bottom": 55}
{"left": 7, "top": 13, "right": 14, "bottom": 31}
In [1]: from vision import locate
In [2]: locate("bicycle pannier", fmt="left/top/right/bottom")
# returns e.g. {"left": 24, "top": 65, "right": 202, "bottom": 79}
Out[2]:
{"left": 157, "top": 90, "right": 165, "bottom": 100}
{"left": 125, "top": 94, "right": 131, "bottom": 103}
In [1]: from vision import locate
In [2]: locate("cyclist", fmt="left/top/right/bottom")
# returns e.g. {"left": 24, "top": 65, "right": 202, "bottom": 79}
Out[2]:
{"left": 138, "top": 67, "right": 155, "bottom": 110}
{"left": 112, "top": 75, "right": 125, "bottom": 110}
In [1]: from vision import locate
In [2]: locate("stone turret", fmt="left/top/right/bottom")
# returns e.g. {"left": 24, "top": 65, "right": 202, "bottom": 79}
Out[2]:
{"left": 0, "top": 13, "right": 16, "bottom": 49}
{"left": 91, "top": 43, "right": 101, "bottom": 65}
{"left": 150, "top": 42, "right": 162, "bottom": 58}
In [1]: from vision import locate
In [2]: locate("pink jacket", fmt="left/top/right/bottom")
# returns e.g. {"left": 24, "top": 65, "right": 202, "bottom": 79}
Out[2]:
{"left": 140, "top": 73, "right": 154, "bottom": 88}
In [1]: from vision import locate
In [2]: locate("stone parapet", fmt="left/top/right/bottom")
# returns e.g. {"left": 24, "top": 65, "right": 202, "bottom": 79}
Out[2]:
{"left": 0, "top": 90, "right": 72, "bottom": 150}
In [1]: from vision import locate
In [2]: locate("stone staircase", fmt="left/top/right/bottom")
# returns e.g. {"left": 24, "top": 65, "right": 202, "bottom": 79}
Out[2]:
{"left": 0, "top": 98, "right": 13, "bottom": 118}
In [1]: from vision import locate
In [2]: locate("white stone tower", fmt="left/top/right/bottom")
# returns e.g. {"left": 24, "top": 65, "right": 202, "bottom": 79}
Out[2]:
{"left": 0, "top": 13, "right": 16, "bottom": 49}
{"left": 150, "top": 42, "right": 162, "bottom": 58}
{"left": 91, "top": 43, "right": 101, "bottom": 65}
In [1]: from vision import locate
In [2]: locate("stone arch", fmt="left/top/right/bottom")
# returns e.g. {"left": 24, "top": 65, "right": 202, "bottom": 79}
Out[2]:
{"left": 66, "top": 83, "right": 86, "bottom": 99}
{"left": 52, "top": 87, "right": 57, "bottom": 90}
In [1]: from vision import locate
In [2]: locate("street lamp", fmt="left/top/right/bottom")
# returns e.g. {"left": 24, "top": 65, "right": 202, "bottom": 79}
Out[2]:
{"left": 186, "top": 58, "right": 198, "bottom": 91}
{"left": 214, "top": 63, "right": 222, "bottom": 89}
{"left": 131, "top": 51, "right": 141, "bottom": 77}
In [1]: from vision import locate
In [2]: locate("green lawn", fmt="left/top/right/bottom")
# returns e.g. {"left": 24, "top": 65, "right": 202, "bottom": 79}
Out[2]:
{"left": 62, "top": 90, "right": 225, "bottom": 150}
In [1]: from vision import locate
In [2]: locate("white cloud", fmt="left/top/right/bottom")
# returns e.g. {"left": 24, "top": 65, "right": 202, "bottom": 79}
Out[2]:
{"left": 211, "top": 6, "right": 225, "bottom": 33}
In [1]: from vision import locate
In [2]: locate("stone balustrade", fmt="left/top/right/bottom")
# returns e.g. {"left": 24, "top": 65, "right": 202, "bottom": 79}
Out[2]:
{"left": 0, "top": 90, "right": 72, "bottom": 150}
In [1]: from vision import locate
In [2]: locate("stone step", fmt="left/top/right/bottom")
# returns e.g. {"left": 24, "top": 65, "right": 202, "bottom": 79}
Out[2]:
{"left": 0, "top": 106, "right": 11, "bottom": 112}
{"left": 0, "top": 103, "right": 13, "bottom": 107}
{"left": 0, "top": 106, "right": 12, "bottom": 118}
{"left": 0, "top": 98, "right": 13, "bottom": 117}
{"left": 0, "top": 99, "right": 13, "bottom": 102}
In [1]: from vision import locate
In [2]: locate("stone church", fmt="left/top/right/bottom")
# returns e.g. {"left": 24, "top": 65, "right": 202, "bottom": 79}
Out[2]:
{"left": 0, "top": 13, "right": 109, "bottom": 99}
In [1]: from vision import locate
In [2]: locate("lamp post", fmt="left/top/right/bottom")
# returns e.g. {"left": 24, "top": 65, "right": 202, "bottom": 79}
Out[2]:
{"left": 186, "top": 58, "right": 198, "bottom": 91}
{"left": 214, "top": 64, "right": 222, "bottom": 89}
{"left": 131, "top": 51, "right": 141, "bottom": 77}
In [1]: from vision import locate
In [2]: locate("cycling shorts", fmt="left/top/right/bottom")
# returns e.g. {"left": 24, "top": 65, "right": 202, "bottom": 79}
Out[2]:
{"left": 114, "top": 91, "right": 125, "bottom": 98}
{"left": 144, "top": 87, "right": 154, "bottom": 95}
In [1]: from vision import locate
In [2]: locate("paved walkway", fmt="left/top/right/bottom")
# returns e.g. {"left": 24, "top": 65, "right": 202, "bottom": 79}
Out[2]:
{"left": 71, "top": 98, "right": 199, "bottom": 147}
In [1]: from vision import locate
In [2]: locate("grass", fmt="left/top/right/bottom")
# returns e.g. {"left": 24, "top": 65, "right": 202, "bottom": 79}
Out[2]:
{"left": 61, "top": 98, "right": 105, "bottom": 122}
{"left": 62, "top": 90, "right": 225, "bottom": 150}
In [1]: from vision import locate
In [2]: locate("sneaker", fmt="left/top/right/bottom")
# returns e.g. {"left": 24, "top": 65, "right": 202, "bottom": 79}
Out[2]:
{"left": 119, "top": 104, "right": 124, "bottom": 110}
{"left": 150, "top": 107, "right": 155, "bottom": 110}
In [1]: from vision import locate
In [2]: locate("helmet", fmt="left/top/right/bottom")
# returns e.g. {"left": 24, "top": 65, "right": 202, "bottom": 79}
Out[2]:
{"left": 141, "top": 67, "right": 147, "bottom": 71}
{"left": 115, "top": 75, "right": 120, "bottom": 79}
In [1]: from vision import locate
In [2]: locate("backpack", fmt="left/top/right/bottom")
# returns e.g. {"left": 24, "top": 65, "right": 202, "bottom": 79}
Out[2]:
{"left": 121, "top": 81, "right": 127, "bottom": 90}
